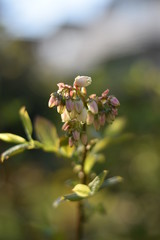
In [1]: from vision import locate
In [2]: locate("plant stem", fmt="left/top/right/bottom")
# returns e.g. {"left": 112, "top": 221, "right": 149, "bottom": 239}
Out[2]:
{"left": 76, "top": 145, "right": 87, "bottom": 240}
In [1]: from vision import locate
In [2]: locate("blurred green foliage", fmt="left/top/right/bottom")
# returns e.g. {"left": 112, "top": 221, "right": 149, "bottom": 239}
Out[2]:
{"left": 0, "top": 26, "right": 160, "bottom": 239}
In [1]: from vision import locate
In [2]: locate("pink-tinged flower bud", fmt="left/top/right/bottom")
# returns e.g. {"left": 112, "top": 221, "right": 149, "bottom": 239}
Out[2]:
{"left": 109, "top": 96, "right": 120, "bottom": 107}
{"left": 57, "top": 104, "right": 64, "bottom": 114}
{"left": 89, "top": 94, "right": 97, "bottom": 99}
{"left": 72, "top": 130, "right": 80, "bottom": 141}
{"left": 70, "top": 90, "right": 74, "bottom": 98}
{"left": 87, "top": 100, "right": 98, "bottom": 114}
{"left": 75, "top": 99, "right": 84, "bottom": 113}
{"left": 106, "top": 112, "right": 115, "bottom": 123}
{"left": 112, "top": 108, "right": 118, "bottom": 116}
{"left": 48, "top": 93, "right": 59, "bottom": 108}
{"left": 66, "top": 98, "right": 74, "bottom": 112}
{"left": 93, "top": 119, "right": 100, "bottom": 131}
{"left": 81, "top": 133, "right": 88, "bottom": 145}
{"left": 77, "top": 108, "right": 87, "bottom": 123}
{"left": 69, "top": 137, "right": 74, "bottom": 147}
{"left": 102, "top": 89, "right": 109, "bottom": 98}
{"left": 86, "top": 111, "right": 94, "bottom": 125}
{"left": 57, "top": 83, "right": 65, "bottom": 92}
{"left": 62, "top": 122, "right": 70, "bottom": 131}
{"left": 99, "top": 113, "right": 106, "bottom": 126}
{"left": 74, "top": 76, "right": 92, "bottom": 87}
{"left": 61, "top": 108, "right": 70, "bottom": 122}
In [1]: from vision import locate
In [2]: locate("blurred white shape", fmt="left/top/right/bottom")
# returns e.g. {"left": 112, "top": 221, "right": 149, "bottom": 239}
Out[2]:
{"left": 0, "top": 0, "right": 109, "bottom": 38}
{"left": 37, "top": 0, "right": 160, "bottom": 75}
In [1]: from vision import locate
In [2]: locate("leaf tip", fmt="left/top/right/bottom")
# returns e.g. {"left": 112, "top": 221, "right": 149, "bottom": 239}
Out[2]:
{"left": 53, "top": 196, "right": 65, "bottom": 208}
{"left": 116, "top": 176, "right": 123, "bottom": 182}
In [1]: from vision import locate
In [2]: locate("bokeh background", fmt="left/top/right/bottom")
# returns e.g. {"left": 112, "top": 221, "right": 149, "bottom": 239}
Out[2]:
{"left": 0, "top": 0, "right": 160, "bottom": 239}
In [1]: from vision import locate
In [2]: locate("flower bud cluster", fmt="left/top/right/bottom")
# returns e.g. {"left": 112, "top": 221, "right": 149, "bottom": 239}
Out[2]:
{"left": 48, "top": 76, "right": 120, "bottom": 146}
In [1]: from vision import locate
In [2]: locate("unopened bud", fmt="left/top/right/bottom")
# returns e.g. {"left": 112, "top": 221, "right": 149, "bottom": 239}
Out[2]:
{"left": 86, "top": 111, "right": 94, "bottom": 125}
{"left": 48, "top": 93, "right": 59, "bottom": 108}
{"left": 106, "top": 112, "right": 115, "bottom": 123}
{"left": 74, "top": 76, "right": 92, "bottom": 87}
{"left": 70, "top": 90, "right": 75, "bottom": 98}
{"left": 109, "top": 96, "right": 120, "bottom": 107}
{"left": 72, "top": 130, "right": 80, "bottom": 141}
{"left": 75, "top": 99, "right": 84, "bottom": 113}
{"left": 78, "top": 171, "right": 84, "bottom": 179}
{"left": 112, "top": 108, "right": 118, "bottom": 116}
{"left": 69, "top": 137, "right": 74, "bottom": 147}
{"left": 57, "top": 83, "right": 65, "bottom": 92}
{"left": 61, "top": 108, "right": 70, "bottom": 122}
{"left": 99, "top": 113, "right": 106, "bottom": 126}
{"left": 89, "top": 94, "right": 97, "bottom": 99}
{"left": 69, "top": 109, "right": 77, "bottom": 119}
{"left": 81, "top": 132, "right": 88, "bottom": 145}
{"left": 62, "top": 122, "right": 70, "bottom": 131}
{"left": 87, "top": 100, "right": 98, "bottom": 114}
{"left": 81, "top": 87, "right": 87, "bottom": 95}
{"left": 66, "top": 98, "right": 74, "bottom": 112}
{"left": 93, "top": 119, "right": 100, "bottom": 131}
{"left": 77, "top": 108, "right": 87, "bottom": 123}
{"left": 57, "top": 104, "right": 64, "bottom": 114}
{"left": 102, "top": 89, "right": 109, "bottom": 98}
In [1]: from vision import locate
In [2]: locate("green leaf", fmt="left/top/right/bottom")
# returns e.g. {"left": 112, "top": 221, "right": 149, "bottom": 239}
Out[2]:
{"left": 84, "top": 152, "right": 96, "bottom": 174}
{"left": 89, "top": 170, "right": 108, "bottom": 195}
{"left": 34, "top": 117, "right": 59, "bottom": 152}
{"left": 84, "top": 153, "right": 105, "bottom": 174}
{"left": 53, "top": 193, "right": 83, "bottom": 207}
{"left": 0, "top": 142, "right": 33, "bottom": 162}
{"left": 100, "top": 176, "right": 123, "bottom": 189}
{"left": 19, "top": 106, "right": 33, "bottom": 140}
{"left": 105, "top": 117, "right": 126, "bottom": 137}
{"left": 72, "top": 184, "right": 91, "bottom": 197}
{"left": 92, "top": 138, "right": 110, "bottom": 153}
{"left": 0, "top": 133, "right": 26, "bottom": 144}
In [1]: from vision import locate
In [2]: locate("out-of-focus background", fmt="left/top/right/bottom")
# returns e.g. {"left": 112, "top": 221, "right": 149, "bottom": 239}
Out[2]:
{"left": 0, "top": 0, "right": 160, "bottom": 239}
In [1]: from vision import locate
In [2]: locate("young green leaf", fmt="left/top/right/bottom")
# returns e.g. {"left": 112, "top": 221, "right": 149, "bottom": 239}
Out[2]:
{"left": 84, "top": 152, "right": 105, "bottom": 175}
{"left": 53, "top": 193, "right": 84, "bottom": 207}
{"left": 89, "top": 170, "right": 108, "bottom": 195}
{"left": 100, "top": 176, "right": 123, "bottom": 189}
{"left": 84, "top": 152, "right": 96, "bottom": 174}
{"left": 105, "top": 117, "right": 126, "bottom": 137}
{"left": 0, "top": 133, "right": 26, "bottom": 144}
{"left": 72, "top": 184, "right": 91, "bottom": 197}
{"left": 19, "top": 106, "right": 33, "bottom": 140}
{"left": 92, "top": 138, "right": 110, "bottom": 153}
{"left": 34, "top": 117, "right": 59, "bottom": 152}
{"left": 0, "top": 142, "right": 33, "bottom": 162}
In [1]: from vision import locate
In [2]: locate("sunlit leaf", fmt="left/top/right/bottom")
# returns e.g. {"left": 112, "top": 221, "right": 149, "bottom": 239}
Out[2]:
{"left": 34, "top": 117, "right": 59, "bottom": 152}
{"left": 72, "top": 184, "right": 91, "bottom": 197}
{"left": 84, "top": 152, "right": 96, "bottom": 174}
{"left": 89, "top": 170, "right": 108, "bottom": 195}
{"left": 53, "top": 193, "right": 84, "bottom": 207}
{"left": 0, "top": 133, "right": 26, "bottom": 144}
{"left": 0, "top": 142, "right": 33, "bottom": 162}
{"left": 19, "top": 106, "right": 33, "bottom": 140}
{"left": 92, "top": 138, "right": 110, "bottom": 153}
{"left": 100, "top": 176, "right": 123, "bottom": 189}
{"left": 84, "top": 153, "right": 105, "bottom": 174}
{"left": 59, "top": 137, "right": 75, "bottom": 158}
{"left": 105, "top": 117, "right": 127, "bottom": 137}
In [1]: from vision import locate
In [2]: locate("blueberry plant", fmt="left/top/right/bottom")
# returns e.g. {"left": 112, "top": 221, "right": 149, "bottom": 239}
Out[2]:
{"left": 0, "top": 76, "right": 122, "bottom": 240}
